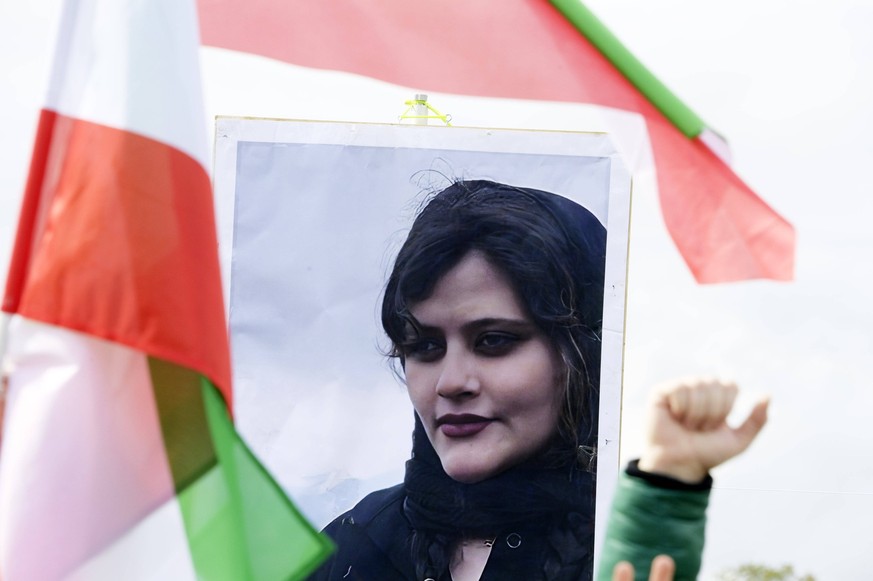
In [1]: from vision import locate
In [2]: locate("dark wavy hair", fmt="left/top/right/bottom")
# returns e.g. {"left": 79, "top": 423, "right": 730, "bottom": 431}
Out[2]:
{"left": 381, "top": 179, "right": 606, "bottom": 458}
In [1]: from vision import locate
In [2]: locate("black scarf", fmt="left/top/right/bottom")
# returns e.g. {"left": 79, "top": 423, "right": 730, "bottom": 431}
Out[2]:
{"left": 402, "top": 416, "right": 595, "bottom": 571}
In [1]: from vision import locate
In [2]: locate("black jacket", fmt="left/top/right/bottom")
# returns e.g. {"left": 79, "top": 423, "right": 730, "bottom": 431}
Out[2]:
{"left": 308, "top": 484, "right": 590, "bottom": 581}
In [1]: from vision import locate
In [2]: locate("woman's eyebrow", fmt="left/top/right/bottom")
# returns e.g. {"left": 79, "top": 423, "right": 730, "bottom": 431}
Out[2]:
{"left": 409, "top": 317, "right": 534, "bottom": 336}
{"left": 460, "top": 318, "right": 533, "bottom": 333}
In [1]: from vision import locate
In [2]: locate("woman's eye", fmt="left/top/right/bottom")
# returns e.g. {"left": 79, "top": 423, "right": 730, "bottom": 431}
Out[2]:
{"left": 402, "top": 339, "right": 444, "bottom": 361}
{"left": 476, "top": 332, "right": 519, "bottom": 354}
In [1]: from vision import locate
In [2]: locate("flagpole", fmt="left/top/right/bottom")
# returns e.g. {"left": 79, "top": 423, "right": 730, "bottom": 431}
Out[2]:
{"left": 549, "top": 0, "right": 706, "bottom": 139}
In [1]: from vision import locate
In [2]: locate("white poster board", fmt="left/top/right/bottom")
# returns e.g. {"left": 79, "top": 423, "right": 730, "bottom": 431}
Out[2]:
{"left": 213, "top": 119, "right": 631, "bottom": 556}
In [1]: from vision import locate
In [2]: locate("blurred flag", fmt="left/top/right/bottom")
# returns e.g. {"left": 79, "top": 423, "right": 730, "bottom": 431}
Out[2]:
{"left": 197, "top": 0, "right": 795, "bottom": 284}
{"left": 0, "top": 0, "right": 332, "bottom": 579}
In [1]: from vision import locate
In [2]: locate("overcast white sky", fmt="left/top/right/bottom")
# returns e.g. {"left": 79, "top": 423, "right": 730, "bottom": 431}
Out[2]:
{"left": 2, "top": 1, "right": 872, "bottom": 578}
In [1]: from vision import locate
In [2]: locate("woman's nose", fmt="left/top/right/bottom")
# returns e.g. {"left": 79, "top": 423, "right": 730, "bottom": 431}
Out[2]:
{"left": 435, "top": 347, "right": 480, "bottom": 398}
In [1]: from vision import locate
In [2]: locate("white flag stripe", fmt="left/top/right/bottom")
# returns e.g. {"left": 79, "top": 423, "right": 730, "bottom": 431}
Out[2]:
{"left": 201, "top": 47, "right": 655, "bottom": 177}
{"left": 0, "top": 317, "right": 176, "bottom": 580}
{"left": 201, "top": 47, "right": 658, "bottom": 310}
{"left": 46, "top": 0, "right": 207, "bottom": 168}
{"left": 67, "top": 494, "right": 197, "bottom": 581}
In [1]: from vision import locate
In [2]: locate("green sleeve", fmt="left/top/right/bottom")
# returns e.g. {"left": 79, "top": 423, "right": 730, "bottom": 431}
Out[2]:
{"left": 597, "top": 471, "right": 709, "bottom": 581}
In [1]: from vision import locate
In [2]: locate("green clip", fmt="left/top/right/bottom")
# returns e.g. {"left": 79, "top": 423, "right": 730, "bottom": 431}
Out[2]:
{"left": 399, "top": 94, "right": 452, "bottom": 126}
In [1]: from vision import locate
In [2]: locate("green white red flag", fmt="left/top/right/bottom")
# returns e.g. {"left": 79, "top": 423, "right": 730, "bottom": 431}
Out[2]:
{"left": 197, "top": 0, "right": 795, "bottom": 284}
{"left": 0, "top": 0, "right": 331, "bottom": 578}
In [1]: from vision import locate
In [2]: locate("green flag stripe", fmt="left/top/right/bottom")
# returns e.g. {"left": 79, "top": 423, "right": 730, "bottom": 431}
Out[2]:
{"left": 549, "top": 0, "right": 706, "bottom": 138}
{"left": 177, "top": 376, "right": 334, "bottom": 581}
{"left": 150, "top": 356, "right": 333, "bottom": 579}
{"left": 150, "top": 357, "right": 217, "bottom": 492}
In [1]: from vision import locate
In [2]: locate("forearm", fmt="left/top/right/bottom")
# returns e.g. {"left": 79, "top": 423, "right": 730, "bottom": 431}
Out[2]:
{"left": 598, "top": 461, "right": 710, "bottom": 581}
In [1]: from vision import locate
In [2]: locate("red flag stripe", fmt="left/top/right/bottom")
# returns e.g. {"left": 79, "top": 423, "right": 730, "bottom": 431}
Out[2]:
{"left": 197, "top": 1, "right": 652, "bottom": 110}
{"left": 3, "top": 110, "right": 57, "bottom": 316}
{"left": 650, "top": 122, "right": 794, "bottom": 282}
{"left": 197, "top": 0, "right": 794, "bottom": 282}
{"left": 2, "top": 111, "right": 232, "bottom": 403}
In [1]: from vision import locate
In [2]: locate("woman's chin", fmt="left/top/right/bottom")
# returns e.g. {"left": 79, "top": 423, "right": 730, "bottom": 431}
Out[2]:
{"left": 441, "top": 460, "right": 501, "bottom": 484}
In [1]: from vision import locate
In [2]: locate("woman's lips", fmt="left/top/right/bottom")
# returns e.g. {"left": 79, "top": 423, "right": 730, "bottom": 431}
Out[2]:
{"left": 437, "top": 414, "right": 492, "bottom": 438}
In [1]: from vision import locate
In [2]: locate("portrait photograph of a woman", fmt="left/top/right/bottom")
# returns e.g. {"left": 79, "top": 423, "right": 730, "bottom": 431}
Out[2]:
{"left": 215, "top": 120, "right": 632, "bottom": 580}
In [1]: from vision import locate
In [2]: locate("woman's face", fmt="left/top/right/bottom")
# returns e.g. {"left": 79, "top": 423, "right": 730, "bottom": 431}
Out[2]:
{"left": 403, "top": 250, "right": 563, "bottom": 484}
